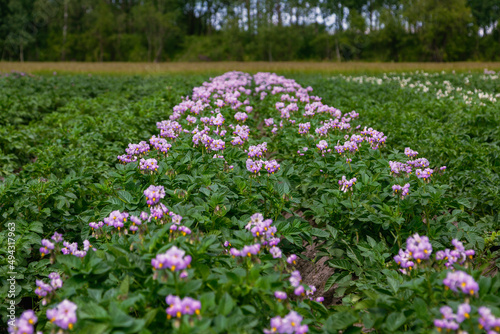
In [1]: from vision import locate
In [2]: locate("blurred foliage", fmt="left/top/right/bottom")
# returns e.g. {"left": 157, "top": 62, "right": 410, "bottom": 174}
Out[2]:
{"left": 0, "top": 0, "right": 500, "bottom": 62}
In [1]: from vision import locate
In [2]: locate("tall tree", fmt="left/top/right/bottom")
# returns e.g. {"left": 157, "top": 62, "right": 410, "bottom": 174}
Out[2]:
{"left": 4, "top": 0, "right": 35, "bottom": 61}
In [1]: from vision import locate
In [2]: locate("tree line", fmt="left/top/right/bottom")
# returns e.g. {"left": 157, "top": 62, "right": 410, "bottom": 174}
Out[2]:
{"left": 1, "top": 0, "right": 499, "bottom": 62}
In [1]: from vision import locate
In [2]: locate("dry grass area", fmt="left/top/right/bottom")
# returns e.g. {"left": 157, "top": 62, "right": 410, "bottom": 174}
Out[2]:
{"left": 1, "top": 61, "right": 500, "bottom": 75}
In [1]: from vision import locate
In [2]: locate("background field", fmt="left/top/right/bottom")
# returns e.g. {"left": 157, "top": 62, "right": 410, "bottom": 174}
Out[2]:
{"left": 2, "top": 61, "right": 500, "bottom": 75}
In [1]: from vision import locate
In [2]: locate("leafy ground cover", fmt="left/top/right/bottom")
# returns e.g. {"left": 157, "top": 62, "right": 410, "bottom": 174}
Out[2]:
{"left": 1, "top": 70, "right": 499, "bottom": 333}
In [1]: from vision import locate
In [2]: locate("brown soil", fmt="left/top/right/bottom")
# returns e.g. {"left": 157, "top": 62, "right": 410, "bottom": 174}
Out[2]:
{"left": 283, "top": 211, "right": 340, "bottom": 306}
{"left": 296, "top": 242, "right": 340, "bottom": 307}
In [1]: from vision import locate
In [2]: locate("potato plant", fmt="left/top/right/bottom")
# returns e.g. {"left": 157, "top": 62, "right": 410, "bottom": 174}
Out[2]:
{"left": 1, "top": 71, "right": 499, "bottom": 334}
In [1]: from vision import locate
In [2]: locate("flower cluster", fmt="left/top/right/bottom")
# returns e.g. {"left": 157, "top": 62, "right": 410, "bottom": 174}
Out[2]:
{"left": 434, "top": 303, "right": 471, "bottom": 331}
{"left": 234, "top": 112, "right": 248, "bottom": 122}
{"left": 47, "top": 300, "right": 78, "bottom": 330}
{"left": 298, "top": 122, "right": 310, "bottom": 134}
{"left": 478, "top": 307, "right": 500, "bottom": 332}
{"left": 118, "top": 141, "right": 151, "bottom": 163}
{"left": 144, "top": 185, "right": 166, "bottom": 206}
{"left": 263, "top": 160, "right": 280, "bottom": 174}
{"left": 404, "top": 147, "right": 418, "bottom": 158}
{"left": 408, "top": 157, "right": 429, "bottom": 168}
{"left": 286, "top": 270, "right": 321, "bottom": 302}
{"left": 91, "top": 211, "right": 148, "bottom": 236}
{"left": 233, "top": 124, "right": 250, "bottom": 141}
{"left": 35, "top": 272, "right": 63, "bottom": 305}
{"left": 139, "top": 158, "right": 159, "bottom": 172}
{"left": 394, "top": 233, "right": 433, "bottom": 272}
{"left": 244, "top": 213, "right": 280, "bottom": 246}
{"left": 246, "top": 159, "right": 263, "bottom": 174}
{"left": 150, "top": 135, "right": 172, "bottom": 155}
{"left": 407, "top": 234, "right": 433, "bottom": 262}
{"left": 435, "top": 239, "right": 475, "bottom": 268}
{"left": 61, "top": 240, "right": 93, "bottom": 257}
{"left": 126, "top": 141, "right": 150, "bottom": 155}
{"left": 117, "top": 154, "right": 137, "bottom": 163}
{"left": 8, "top": 310, "right": 38, "bottom": 334}
{"left": 316, "top": 140, "right": 328, "bottom": 155}
{"left": 389, "top": 161, "right": 412, "bottom": 176}
{"left": 166, "top": 295, "right": 201, "bottom": 320}
{"left": 150, "top": 203, "right": 171, "bottom": 223}
{"left": 151, "top": 246, "right": 192, "bottom": 272}
{"left": 128, "top": 215, "right": 144, "bottom": 233}
{"left": 89, "top": 222, "right": 104, "bottom": 238}
{"left": 392, "top": 183, "right": 410, "bottom": 199}
{"left": 264, "top": 311, "right": 308, "bottom": 334}
{"left": 169, "top": 217, "right": 192, "bottom": 237}
{"left": 360, "top": 127, "right": 387, "bottom": 149}
{"left": 39, "top": 238, "right": 55, "bottom": 257}
{"left": 416, "top": 168, "right": 433, "bottom": 181}
{"left": 231, "top": 136, "right": 244, "bottom": 146}
{"left": 338, "top": 176, "right": 357, "bottom": 192}
{"left": 157, "top": 120, "right": 183, "bottom": 139}
{"left": 103, "top": 210, "right": 128, "bottom": 230}
{"left": 334, "top": 140, "right": 358, "bottom": 155}
{"left": 443, "top": 271, "right": 479, "bottom": 296}
{"left": 248, "top": 143, "right": 268, "bottom": 158}
{"left": 395, "top": 236, "right": 478, "bottom": 278}
{"left": 229, "top": 243, "right": 261, "bottom": 257}
{"left": 210, "top": 139, "right": 225, "bottom": 151}
{"left": 39, "top": 232, "right": 92, "bottom": 261}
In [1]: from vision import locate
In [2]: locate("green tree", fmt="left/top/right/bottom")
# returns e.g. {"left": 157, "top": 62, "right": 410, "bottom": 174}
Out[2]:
{"left": 404, "top": 0, "right": 474, "bottom": 61}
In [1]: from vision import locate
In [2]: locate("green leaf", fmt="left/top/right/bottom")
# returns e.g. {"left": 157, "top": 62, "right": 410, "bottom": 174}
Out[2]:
{"left": 324, "top": 272, "right": 345, "bottom": 292}
{"left": 327, "top": 312, "right": 357, "bottom": 330}
{"left": 56, "top": 254, "right": 82, "bottom": 270}
{"left": 180, "top": 279, "right": 203, "bottom": 295}
{"left": 119, "top": 275, "right": 129, "bottom": 295}
{"left": 413, "top": 297, "right": 429, "bottom": 321}
{"left": 329, "top": 259, "right": 352, "bottom": 271}
{"left": 79, "top": 302, "right": 110, "bottom": 321}
{"left": 386, "top": 275, "right": 401, "bottom": 294}
{"left": 366, "top": 236, "right": 377, "bottom": 248}
{"left": 217, "top": 292, "right": 234, "bottom": 316}
{"left": 77, "top": 322, "right": 109, "bottom": 334}
{"left": 117, "top": 190, "right": 135, "bottom": 204}
{"left": 28, "top": 221, "right": 43, "bottom": 234}
{"left": 385, "top": 312, "right": 406, "bottom": 331}
{"left": 311, "top": 227, "right": 330, "bottom": 238}
{"left": 200, "top": 292, "right": 215, "bottom": 311}
{"left": 109, "top": 304, "right": 135, "bottom": 328}
{"left": 326, "top": 225, "right": 338, "bottom": 239}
